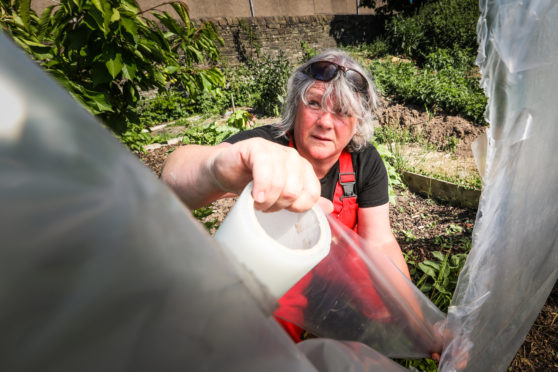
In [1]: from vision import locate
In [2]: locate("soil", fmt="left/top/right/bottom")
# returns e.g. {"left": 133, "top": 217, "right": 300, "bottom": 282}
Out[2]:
{"left": 137, "top": 99, "right": 557, "bottom": 371}
{"left": 376, "top": 98, "right": 486, "bottom": 158}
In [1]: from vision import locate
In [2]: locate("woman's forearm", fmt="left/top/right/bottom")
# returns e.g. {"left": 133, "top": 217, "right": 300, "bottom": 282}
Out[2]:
{"left": 161, "top": 144, "right": 231, "bottom": 209}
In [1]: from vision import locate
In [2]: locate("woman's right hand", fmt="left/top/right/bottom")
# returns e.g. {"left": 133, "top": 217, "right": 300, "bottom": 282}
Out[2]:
{"left": 208, "top": 138, "right": 322, "bottom": 213}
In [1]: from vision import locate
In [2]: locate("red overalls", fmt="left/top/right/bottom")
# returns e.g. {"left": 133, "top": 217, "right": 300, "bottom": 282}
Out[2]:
{"left": 274, "top": 146, "right": 360, "bottom": 342}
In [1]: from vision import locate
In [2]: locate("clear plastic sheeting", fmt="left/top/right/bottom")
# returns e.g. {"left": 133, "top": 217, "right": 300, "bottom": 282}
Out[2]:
{"left": 276, "top": 217, "right": 445, "bottom": 359}
{"left": 4, "top": 0, "right": 556, "bottom": 367}
{"left": 0, "top": 32, "right": 318, "bottom": 372}
{"left": 440, "top": 0, "right": 558, "bottom": 370}
{"left": 0, "top": 32, "right": 409, "bottom": 372}
{"left": 297, "top": 339, "right": 409, "bottom": 372}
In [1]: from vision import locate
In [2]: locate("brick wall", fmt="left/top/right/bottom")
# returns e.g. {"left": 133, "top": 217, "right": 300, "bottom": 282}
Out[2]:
{"left": 193, "top": 14, "right": 386, "bottom": 65}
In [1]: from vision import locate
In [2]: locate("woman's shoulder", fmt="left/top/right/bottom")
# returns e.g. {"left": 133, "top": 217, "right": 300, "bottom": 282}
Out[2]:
{"left": 351, "top": 143, "right": 382, "bottom": 162}
{"left": 350, "top": 143, "right": 387, "bottom": 180}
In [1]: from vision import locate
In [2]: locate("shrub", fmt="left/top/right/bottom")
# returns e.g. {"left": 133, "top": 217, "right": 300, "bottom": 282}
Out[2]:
{"left": 223, "top": 63, "right": 259, "bottom": 108}
{"left": 251, "top": 52, "right": 293, "bottom": 117}
{"left": 385, "top": 0, "right": 480, "bottom": 62}
{"left": 0, "top": 0, "right": 225, "bottom": 133}
{"left": 370, "top": 59, "right": 487, "bottom": 125}
{"left": 386, "top": 14, "right": 426, "bottom": 58}
{"left": 342, "top": 38, "right": 391, "bottom": 59}
{"left": 137, "top": 91, "right": 192, "bottom": 126}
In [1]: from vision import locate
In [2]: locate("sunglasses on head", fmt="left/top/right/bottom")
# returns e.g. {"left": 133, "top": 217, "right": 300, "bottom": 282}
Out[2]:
{"left": 302, "top": 60, "right": 369, "bottom": 94}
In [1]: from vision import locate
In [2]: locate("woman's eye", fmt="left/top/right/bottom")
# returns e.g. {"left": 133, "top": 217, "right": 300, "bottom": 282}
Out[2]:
{"left": 308, "top": 100, "right": 321, "bottom": 108}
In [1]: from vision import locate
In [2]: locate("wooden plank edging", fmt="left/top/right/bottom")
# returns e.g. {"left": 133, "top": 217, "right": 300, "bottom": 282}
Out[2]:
{"left": 401, "top": 171, "right": 480, "bottom": 209}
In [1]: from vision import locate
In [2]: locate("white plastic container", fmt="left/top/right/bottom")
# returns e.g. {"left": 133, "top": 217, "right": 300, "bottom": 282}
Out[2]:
{"left": 214, "top": 182, "right": 331, "bottom": 300}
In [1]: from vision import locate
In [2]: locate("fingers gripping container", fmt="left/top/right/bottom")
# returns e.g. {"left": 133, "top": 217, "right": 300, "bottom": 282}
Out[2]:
{"left": 214, "top": 182, "right": 331, "bottom": 307}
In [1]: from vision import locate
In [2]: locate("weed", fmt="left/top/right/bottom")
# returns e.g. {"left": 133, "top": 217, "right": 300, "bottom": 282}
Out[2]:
{"left": 251, "top": 52, "right": 292, "bottom": 116}
{"left": 192, "top": 206, "right": 219, "bottom": 231}
{"left": 182, "top": 121, "right": 241, "bottom": 146}
{"left": 397, "top": 357, "right": 438, "bottom": 371}
{"left": 403, "top": 229, "right": 417, "bottom": 243}
{"left": 444, "top": 136, "right": 460, "bottom": 153}
{"left": 375, "top": 143, "right": 405, "bottom": 205}
{"left": 152, "top": 131, "right": 175, "bottom": 144}
{"left": 137, "top": 91, "right": 193, "bottom": 126}
{"left": 415, "top": 250, "right": 467, "bottom": 312}
{"left": 119, "top": 124, "right": 153, "bottom": 153}
{"left": 300, "top": 41, "right": 319, "bottom": 63}
{"left": 226, "top": 109, "right": 254, "bottom": 130}
{"left": 446, "top": 223, "right": 463, "bottom": 235}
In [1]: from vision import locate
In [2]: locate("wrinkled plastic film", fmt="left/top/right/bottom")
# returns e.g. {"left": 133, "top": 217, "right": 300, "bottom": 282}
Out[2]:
{"left": 0, "top": 30, "right": 415, "bottom": 372}
{"left": 440, "top": 1, "right": 558, "bottom": 370}
{"left": 275, "top": 216, "right": 445, "bottom": 359}
{"left": 297, "top": 339, "right": 409, "bottom": 372}
{"left": 0, "top": 32, "right": 320, "bottom": 372}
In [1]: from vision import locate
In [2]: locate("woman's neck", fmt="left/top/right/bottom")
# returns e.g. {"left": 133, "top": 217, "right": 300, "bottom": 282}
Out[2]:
{"left": 310, "top": 156, "right": 340, "bottom": 179}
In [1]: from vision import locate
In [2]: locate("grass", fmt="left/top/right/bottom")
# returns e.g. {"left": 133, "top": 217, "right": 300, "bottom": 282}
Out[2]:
{"left": 398, "top": 144, "right": 481, "bottom": 190}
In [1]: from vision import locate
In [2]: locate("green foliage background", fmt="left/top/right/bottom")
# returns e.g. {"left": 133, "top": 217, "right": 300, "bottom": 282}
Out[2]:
{"left": 0, "top": 0, "right": 225, "bottom": 133}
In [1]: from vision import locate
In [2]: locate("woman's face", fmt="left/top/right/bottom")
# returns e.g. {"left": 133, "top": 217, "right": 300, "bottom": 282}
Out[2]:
{"left": 293, "top": 82, "right": 357, "bottom": 165}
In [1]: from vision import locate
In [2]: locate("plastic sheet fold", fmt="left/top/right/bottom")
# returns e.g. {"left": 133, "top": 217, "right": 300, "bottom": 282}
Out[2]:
{"left": 0, "top": 32, "right": 314, "bottom": 372}
{"left": 440, "top": 1, "right": 558, "bottom": 370}
{"left": 0, "top": 31, "right": 408, "bottom": 372}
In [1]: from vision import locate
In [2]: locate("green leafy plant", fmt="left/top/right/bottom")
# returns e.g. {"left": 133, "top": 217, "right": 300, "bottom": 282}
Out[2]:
{"left": 375, "top": 143, "right": 404, "bottom": 205}
{"left": 151, "top": 130, "right": 175, "bottom": 144}
{"left": 415, "top": 250, "right": 467, "bottom": 312}
{"left": 352, "top": 38, "right": 391, "bottom": 59}
{"left": 381, "top": 0, "right": 479, "bottom": 63}
{"left": 192, "top": 206, "right": 219, "bottom": 231}
{"left": 188, "top": 63, "right": 258, "bottom": 116}
{"left": 137, "top": 91, "right": 192, "bottom": 126}
{"left": 182, "top": 121, "right": 240, "bottom": 146}
{"left": 222, "top": 63, "right": 258, "bottom": 108}
{"left": 402, "top": 229, "right": 417, "bottom": 243}
{"left": 370, "top": 59, "right": 487, "bottom": 125}
{"left": 119, "top": 123, "right": 153, "bottom": 153}
{"left": 444, "top": 136, "right": 459, "bottom": 153}
{"left": 0, "top": 0, "right": 225, "bottom": 134}
{"left": 397, "top": 356, "right": 438, "bottom": 372}
{"left": 252, "top": 52, "right": 292, "bottom": 117}
{"left": 300, "top": 40, "right": 319, "bottom": 62}
{"left": 226, "top": 109, "right": 253, "bottom": 130}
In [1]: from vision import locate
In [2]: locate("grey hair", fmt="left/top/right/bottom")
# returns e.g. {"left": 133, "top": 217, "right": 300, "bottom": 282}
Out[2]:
{"left": 275, "top": 48, "right": 379, "bottom": 152}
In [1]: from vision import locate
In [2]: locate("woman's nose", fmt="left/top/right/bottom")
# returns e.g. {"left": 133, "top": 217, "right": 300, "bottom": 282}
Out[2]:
{"left": 316, "top": 110, "right": 335, "bottom": 128}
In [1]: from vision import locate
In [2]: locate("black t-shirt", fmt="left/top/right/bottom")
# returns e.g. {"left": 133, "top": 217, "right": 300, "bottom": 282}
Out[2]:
{"left": 224, "top": 124, "right": 389, "bottom": 208}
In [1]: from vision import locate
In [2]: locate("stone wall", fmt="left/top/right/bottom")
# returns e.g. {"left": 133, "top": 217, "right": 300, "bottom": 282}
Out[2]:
{"left": 193, "top": 15, "right": 386, "bottom": 65}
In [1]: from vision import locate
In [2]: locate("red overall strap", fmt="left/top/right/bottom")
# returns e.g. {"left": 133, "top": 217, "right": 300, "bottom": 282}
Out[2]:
{"left": 331, "top": 151, "right": 358, "bottom": 230}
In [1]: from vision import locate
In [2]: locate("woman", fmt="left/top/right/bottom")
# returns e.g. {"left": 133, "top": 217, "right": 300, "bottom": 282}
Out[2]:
{"left": 162, "top": 48, "right": 412, "bottom": 341}
{"left": 163, "top": 48, "right": 409, "bottom": 276}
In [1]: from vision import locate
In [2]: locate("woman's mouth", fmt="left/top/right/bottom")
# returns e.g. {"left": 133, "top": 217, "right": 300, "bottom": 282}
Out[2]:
{"left": 311, "top": 135, "right": 331, "bottom": 142}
